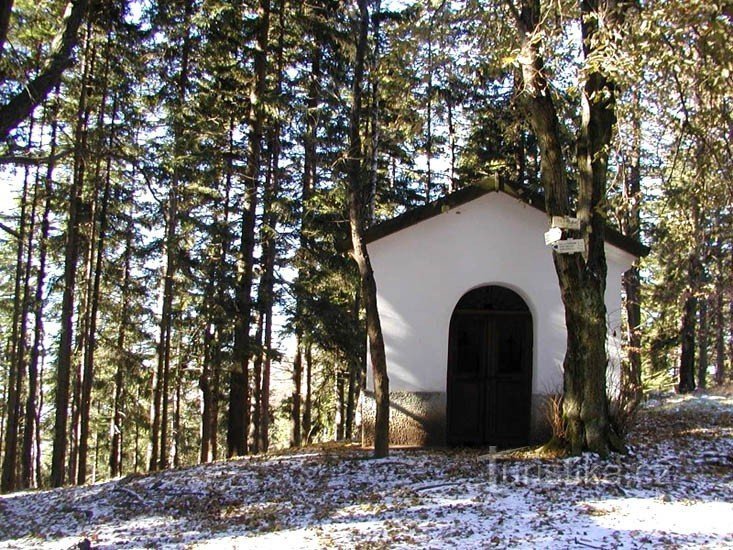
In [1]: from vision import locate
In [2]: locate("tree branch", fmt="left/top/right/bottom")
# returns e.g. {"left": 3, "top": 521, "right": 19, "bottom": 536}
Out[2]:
{"left": 0, "top": 0, "right": 88, "bottom": 141}
{"left": 0, "top": 148, "right": 72, "bottom": 165}
{"left": 0, "top": 221, "right": 19, "bottom": 238}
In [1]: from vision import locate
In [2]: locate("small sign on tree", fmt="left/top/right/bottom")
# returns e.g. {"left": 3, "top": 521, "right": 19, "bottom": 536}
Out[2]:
{"left": 551, "top": 216, "right": 581, "bottom": 230}
{"left": 544, "top": 227, "right": 563, "bottom": 245}
{"left": 551, "top": 238, "right": 585, "bottom": 254}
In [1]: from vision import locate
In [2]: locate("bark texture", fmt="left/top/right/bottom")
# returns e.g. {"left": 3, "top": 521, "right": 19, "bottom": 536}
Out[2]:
{"left": 347, "top": 0, "right": 389, "bottom": 458}
{"left": 228, "top": 0, "right": 270, "bottom": 457}
{"left": 511, "top": 0, "right": 628, "bottom": 455}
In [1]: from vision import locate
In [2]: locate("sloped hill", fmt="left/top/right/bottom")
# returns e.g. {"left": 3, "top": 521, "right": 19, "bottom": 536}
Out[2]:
{"left": 1, "top": 392, "right": 732, "bottom": 549}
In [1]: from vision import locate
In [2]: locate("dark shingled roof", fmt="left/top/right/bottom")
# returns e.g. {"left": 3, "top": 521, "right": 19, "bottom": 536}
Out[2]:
{"left": 364, "top": 178, "right": 650, "bottom": 258}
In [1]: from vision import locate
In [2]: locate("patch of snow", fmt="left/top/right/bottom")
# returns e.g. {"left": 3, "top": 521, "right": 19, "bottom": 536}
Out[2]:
{"left": 1, "top": 392, "right": 732, "bottom": 548}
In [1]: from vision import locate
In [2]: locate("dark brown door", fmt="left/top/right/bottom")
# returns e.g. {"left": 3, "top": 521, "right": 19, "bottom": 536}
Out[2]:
{"left": 447, "top": 298, "right": 532, "bottom": 448}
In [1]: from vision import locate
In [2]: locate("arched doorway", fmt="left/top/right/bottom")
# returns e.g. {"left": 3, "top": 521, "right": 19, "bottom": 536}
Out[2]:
{"left": 447, "top": 285, "right": 533, "bottom": 448}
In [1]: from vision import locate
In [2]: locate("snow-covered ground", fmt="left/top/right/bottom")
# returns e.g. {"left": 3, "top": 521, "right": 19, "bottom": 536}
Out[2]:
{"left": 1, "top": 391, "right": 731, "bottom": 549}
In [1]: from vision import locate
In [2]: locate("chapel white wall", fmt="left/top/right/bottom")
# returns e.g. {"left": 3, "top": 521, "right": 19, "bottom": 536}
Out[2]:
{"left": 366, "top": 191, "right": 635, "bottom": 395}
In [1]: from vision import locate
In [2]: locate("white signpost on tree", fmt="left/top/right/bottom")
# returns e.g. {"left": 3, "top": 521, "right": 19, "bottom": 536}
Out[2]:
{"left": 551, "top": 238, "right": 585, "bottom": 254}
{"left": 551, "top": 216, "right": 581, "bottom": 230}
{"left": 544, "top": 227, "right": 563, "bottom": 246}
{"left": 544, "top": 216, "right": 584, "bottom": 254}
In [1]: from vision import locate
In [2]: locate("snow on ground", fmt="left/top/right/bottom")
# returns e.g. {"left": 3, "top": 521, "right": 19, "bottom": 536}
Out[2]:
{"left": 1, "top": 392, "right": 732, "bottom": 549}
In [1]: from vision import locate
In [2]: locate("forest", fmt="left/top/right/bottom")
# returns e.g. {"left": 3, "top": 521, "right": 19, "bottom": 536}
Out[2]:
{"left": 0, "top": 0, "right": 731, "bottom": 494}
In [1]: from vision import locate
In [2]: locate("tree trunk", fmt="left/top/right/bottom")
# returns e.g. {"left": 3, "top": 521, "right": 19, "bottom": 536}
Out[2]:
{"left": 150, "top": 185, "right": 177, "bottom": 472}
{"left": 348, "top": 0, "right": 389, "bottom": 459}
{"left": 345, "top": 290, "right": 362, "bottom": 441}
{"left": 729, "top": 299, "right": 733, "bottom": 383}
{"left": 345, "top": 360, "right": 358, "bottom": 441}
{"left": 151, "top": 0, "right": 193, "bottom": 471}
{"left": 290, "top": 344, "right": 302, "bottom": 447}
{"left": 367, "top": 0, "right": 381, "bottom": 220}
{"left": 447, "top": 90, "right": 456, "bottom": 192}
{"left": 207, "top": 118, "right": 235, "bottom": 462}
{"left": 425, "top": 16, "right": 433, "bottom": 204}
{"left": 229, "top": 0, "right": 270, "bottom": 458}
{"left": 290, "top": 15, "right": 320, "bottom": 450}
{"left": 1, "top": 133, "right": 32, "bottom": 493}
{"left": 78, "top": 72, "right": 115, "bottom": 485}
{"left": 620, "top": 91, "right": 643, "bottom": 404}
{"left": 336, "top": 371, "right": 345, "bottom": 440}
{"left": 512, "top": 0, "right": 627, "bottom": 455}
{"left": 697, "top": 298, "right": 708, "bottom": 390}
{"left": 173, "top": 342, "right": 182, "bottom": 469}
{"left": 255, "top": 16, "right": 283, "bottom": 447}
{"left": 50, "top": 21, "right": 92, "bottom": 486}
{"left": 200, "top": 323, "right": 214, "bottom": 463}
{"left": 714, "top": 286, "right": 725, "bottom": 386}
{"left": 679, "top": 189, "right": 702, "bottom": 394}
{"left": 260, "top": 301, "right": 273, "bottom": 453}
{"left": 23, "top": 91, "right": 59, "bottom": 489}
{"left": 678, "top": 284, "right": 697, "bottom": 394}
{"left": 110, "top": 208, "right": 133, "bottom": 478}
{"left": 713, "top": 221, "right": 726, "bottom": 386}
{"left": 303, "top": 344, "right": 313, "bottom": 444}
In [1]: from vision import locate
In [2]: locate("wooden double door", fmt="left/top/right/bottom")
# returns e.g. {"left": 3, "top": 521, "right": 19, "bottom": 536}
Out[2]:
{"left": 447, "top": 309, "right": 533, "bottom": 448}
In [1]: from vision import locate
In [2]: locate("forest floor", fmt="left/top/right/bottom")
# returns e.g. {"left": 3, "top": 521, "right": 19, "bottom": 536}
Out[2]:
{"left": 1, "top": 389, "right": 732, "bottom": 549}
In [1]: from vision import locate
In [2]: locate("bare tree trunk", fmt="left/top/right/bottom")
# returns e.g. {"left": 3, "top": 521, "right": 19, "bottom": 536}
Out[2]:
{"left": 290, "top": 11, "right": 320, "bottom": 449}
{"left": 291, "top": 344, "right": 302, "bottom": 447}
{"left": 511, "top": 0, "right": 628, "bottom": 455}
{"left": 110, "top": 208, "right": 133, "bottom": 478}
{"left": 697, "top": 298, "right": 708, "bottom": 389}
{"left": 621, "top": 91, "right": 643, "bottom": 404}
{"left": 23, "top": 91, "right": 59, "bottom": 489}
{"left": 345, "top": 290, "right": 362, "bottom": 441}
{"left": 678, "top": 281, "right": 697, "bottom": 394}
{"left": 729, "top": 300, "right": 733, "bottom": 383}
{"left": 336, "top": 371, "right": 345, "bottom": 440}
{"left": 303, "top": 344, "right": 313, "bottom": 444}
{"left": 34, "top": 357, "right": 44, "bottom": 486}
{"left": 446, "top": 91, "right": 456, "bottom": 192}
{"left": 254, "top": 29, "right": 283, "bottom": 449}
{"left": 78, "top": 72, "right": 115, "bottom": 485}
{"left": 714, "top": 220, "right": 726, "bottom": 386}
{"left": 714, "top": 287, "right": 725, "bottom": 386}
{"left": 200, "top": 324, "right": 214, "bottom": 463}
{"left": 173, "top": 342, "right": 182, "bottom": 469}
{"left": 367, "top": 0, "right": 381, "bottom": 220}
{"left": 425, "top": 13, "right": 433, "bottom": 204}
{"left": 229, "top": 0, "right": 270, "bottom": 458}
{"left": 679, "top": 190, "right": 702, "bottom": 394}
{"left": 151, "top": 192, "right": 176, "bottom": 472}
{"left": 260, "top": 311, "right": 273, "bottom": 452}
{"left": 1, "top": 132, "right": 32, "bottom": 493}
{"left": 250, "top": 100, "right": 282, "bottom": 454}
{"left": 152, "top": 0, "right": 193, "bottom": 471}
{"left": 348, "top": 0, "right": 389, "bottom": 459}
{"left": 207, "top": 119, "right": 235, "bottom": 462}
{"left": 345, "top": 362, "right": 358, "bottom": 440}
{"left": 51, "top": 21, "right": 92, "bottom": 486}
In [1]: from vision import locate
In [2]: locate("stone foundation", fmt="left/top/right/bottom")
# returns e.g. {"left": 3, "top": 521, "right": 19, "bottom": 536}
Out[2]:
{"left": 361, "top": 391, "right": 553, "bottom": 448}
{"left": 361, "top": 391, "right": 446, "bottom": 447}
